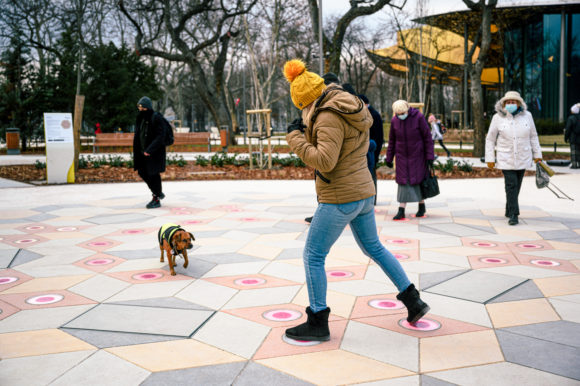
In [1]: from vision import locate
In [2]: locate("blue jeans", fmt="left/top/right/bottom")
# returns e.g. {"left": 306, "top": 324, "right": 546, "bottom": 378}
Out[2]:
{"left": 304, "top": 196, "right": 412, "bottom": 312}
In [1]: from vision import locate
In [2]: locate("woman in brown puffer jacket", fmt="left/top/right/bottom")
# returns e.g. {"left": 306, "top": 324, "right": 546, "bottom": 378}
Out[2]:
{"left": 283, "top": 59, "right": 429, "bottom": 342}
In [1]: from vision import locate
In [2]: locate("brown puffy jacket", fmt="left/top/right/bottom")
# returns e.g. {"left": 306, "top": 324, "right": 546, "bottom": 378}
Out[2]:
{"left": 286, "top": 84, "right": 375, "bottom": 204}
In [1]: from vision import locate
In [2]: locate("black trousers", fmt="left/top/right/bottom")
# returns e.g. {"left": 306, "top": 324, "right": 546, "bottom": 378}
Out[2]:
{"left": 138, "top": 168, "right": 162, "bottom": 197}
{"left": 438, "top": 140, "right": 450, "bottom": 155}
{"left": 502, "top": 169, "right": 525, "bottom": 217}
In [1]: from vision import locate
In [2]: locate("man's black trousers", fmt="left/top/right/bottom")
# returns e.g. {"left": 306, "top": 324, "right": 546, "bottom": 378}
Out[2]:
{"left": 502, "top": 169, "right": 525, "bottom": 217}
{"left": 138, "top": 168, "right": 162, "bottom": 197}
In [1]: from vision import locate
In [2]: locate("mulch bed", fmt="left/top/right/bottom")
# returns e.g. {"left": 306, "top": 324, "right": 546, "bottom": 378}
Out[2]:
{"left": 0, "top": 162, "right": 535, "bottom": 184}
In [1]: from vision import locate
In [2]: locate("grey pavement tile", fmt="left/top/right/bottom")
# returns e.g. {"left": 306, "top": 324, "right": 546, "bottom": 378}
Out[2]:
{"left": 109, "top": 297, "right": 212, "bottom": 310}
{"left": 161, "top": 257, "right": 216, "bottom": 279}
{"left": 427, "top": 202, "right": 450, "bottom": 208}
{"left": 275, "top": 248, "right": 303, "bottom": 260}
{"left": 240, "top": 226, "right": 297, "bottom": 234}
{"left": 235, "top": 197, "right": 278, "bottom": 203}
{"left": 451, "top": 209, "right": 483, "bottom": 217}
{"left": 0, "top": 218, "right": 30, "bottom": 224}
{"left": 234, "top": 361, "right": 315, "bottom": 386}
{"left": 31, "top": 205, "right": 66, "bottom": 212}
{"left": 9, "top": 248, "right": 44, "bottom": 267}
{"left": 538, "top": 230, "right": 580, "bottom": 240}
{"left": 427, "top": 223, "right": 494, "bottom": 237}
{"left": 266, "top": 206, "right": 315, "bottom": 214}
{"left": 141, "top": 362, "right": 246, "bottom": 386}
{"left": 419, "top": 269, "right": 470, "bottom": 290}
{"left": 550, "top": 237, "right": 580, "bottom": 244}
{"left": 274, "top": 221, "right": 309, "bottom": 232}
{"left": 108, "top": 248, "right": 160, "bottom": 259}
{"left": 195, "top": 252, "right": 264, "bottom": 265}
{"left": 63, "top": 304, "right": 214, "bottom": 337}
{"left": 0, "top": 248, "right": 18, "bottom": 268}
{"left": 193, "top": 230, "right": 228, "bottom": 238}
{"left": 500, "top": 321, "right": 580, "bottom": 348}
{"left": 85, "top": 213, "right": 154, "bottom": 225}
{"left": 425, "top": 270, "right": 526, "bottom": 303}
{"left": 488, "top": 280, "right": 545, "bottom": 303}
{"left": 24, "top": 213, "right": 59, "bottom": 222}
{"left": 496, "top": 330, "right": 580, "bottom": 381}
{"left": 51, "top": 350, "right": 150, "bottom": 386}
{"left": 418, "top": 225, "right": 456, "bottom": 236}
{"left": 60, "top": 328, "right": 179, "bottom": 348}
{"left": 420, "top": 375, "right": 457, "bottom": 386}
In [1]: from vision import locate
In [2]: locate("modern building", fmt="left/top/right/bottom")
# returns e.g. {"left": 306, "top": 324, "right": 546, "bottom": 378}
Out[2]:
{"left": 369, "top": 2, "right": 580, "bottom": 123}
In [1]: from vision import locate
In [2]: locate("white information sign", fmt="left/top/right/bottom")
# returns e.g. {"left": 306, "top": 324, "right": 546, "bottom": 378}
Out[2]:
{"left": 43, "top": 112, "right": 75, "bottom": 183}
{"left": 44, "top": 113, "right": 74, "bottom": 143}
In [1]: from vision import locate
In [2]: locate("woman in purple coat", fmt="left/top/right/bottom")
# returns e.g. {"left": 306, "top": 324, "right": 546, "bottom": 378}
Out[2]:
{"left": 385, "top": 100, "right": 435, "bottom": 220}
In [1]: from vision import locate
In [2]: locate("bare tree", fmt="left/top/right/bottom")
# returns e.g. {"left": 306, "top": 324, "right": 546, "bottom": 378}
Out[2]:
{"left": 463, "top": 0, "right": 497, "bottom": 157}
{"left": 307, "top": 0, "right": 406, "bottom": 75}
{"left": 119, "top": 0, "right": 257, "bottom": 138}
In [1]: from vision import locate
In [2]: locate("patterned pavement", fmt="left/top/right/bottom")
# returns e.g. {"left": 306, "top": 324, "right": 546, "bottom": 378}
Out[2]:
{"left": 0, "top": 177, "right": 579, "bottom": 385}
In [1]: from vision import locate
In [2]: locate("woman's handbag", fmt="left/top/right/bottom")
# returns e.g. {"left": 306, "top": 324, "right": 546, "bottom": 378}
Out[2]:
{"left": 420, "top": 163, "right": 440, "bottom": 199}
{"left": 536, "top": 161, "right": 574, "bottom": 200}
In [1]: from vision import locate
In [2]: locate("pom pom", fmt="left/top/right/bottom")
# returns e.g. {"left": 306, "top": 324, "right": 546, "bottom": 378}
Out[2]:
{"left": 284, "top": 59, "right": 306, "bottom": 83}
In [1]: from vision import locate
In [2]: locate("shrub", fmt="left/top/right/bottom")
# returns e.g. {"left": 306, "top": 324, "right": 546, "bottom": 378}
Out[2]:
{"left": 34, "top": 160, "right": 46, "bottom": 169}
{"left": 535, "top": 119, "right": 564, "bottom": 136}
{"left": 167, "top": 154, "right": 187, "bottom": 167}
{"left": 195, "top": 155, "right": 209, "bottom": 166}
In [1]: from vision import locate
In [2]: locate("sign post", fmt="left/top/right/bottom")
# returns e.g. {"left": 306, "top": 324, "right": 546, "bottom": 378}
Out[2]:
{"left": 43, "top": 113, "right": 75, "bottom": 184}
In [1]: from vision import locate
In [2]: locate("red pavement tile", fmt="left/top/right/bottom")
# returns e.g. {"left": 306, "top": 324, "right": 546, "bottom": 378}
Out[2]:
{"left": 73, "top": 253, "right": 126, "bottom": 273}
{"left": 77, "top": 237, "right": 122, "bottom": 252}
{"left": 224, "top": 303, "right": 343, "bottom": 328}
{"left": 0, "top": 289, "right": 96, "bottom": 310}
{"left": 0, "top": 269, "right": 34, "bottom": 292}
{"left": 350, "top": 294, "right": 407, "bottom": 319}
{"left": 0, "top": 299, "right": 20, "bottom": 320}
{"left": 204, "top": 274, "right": 298, "bottom": 290}
{"left": 467, "top": 253, "right": 520, "bottom": 269}
{"left": 515, "top": 253, "right": 580, "bottom": 273}
{"left": 326, "top": 265, "right": 368, "bottom": 282}
{"left": 106, "top": 269, "right": 191, "bottom": 284}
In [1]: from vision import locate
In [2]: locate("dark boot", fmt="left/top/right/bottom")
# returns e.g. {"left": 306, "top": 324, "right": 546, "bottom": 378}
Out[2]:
{"left": 393, "top": 207, "right": 405, "bottom": 220}
{"left": 397, "top": 284, "right": 430, "bottom": 324}
{"left": 508, "top": 215, "right": 518, "bottom": 225}
{"left": 285, "top": 307, "right": 330, "bottom": 341}
{"left": 304, "top": 216, "right": 313, "bottom": 223}
{"left": 146, "top": 196, "right": 161, "bottom": 209}
{"left": 415, "top": 203, "right": 426, "bottom": 218}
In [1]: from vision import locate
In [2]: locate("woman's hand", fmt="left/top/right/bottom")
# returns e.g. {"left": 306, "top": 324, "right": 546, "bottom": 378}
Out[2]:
{"left": 533, "top": 158, "right": 542, "bottom": 163}
{"left": 487, "top": 162, "right": 495, "bottom": 169}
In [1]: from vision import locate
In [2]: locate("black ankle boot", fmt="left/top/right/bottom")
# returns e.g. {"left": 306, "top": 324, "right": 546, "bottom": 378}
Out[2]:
{"left": 508, "top": 215, "right": 518, "bottom": 225}
{"left": 415, "top": 203, "right": 426, "bottom": 218}
{"left": 285, "top": 307, "right": 330, "bottom": 341}
{"left": 393, "top": 207, "right": 405, "bottom": 220}
{"left": 397, "top": 284, "right": 430, "bottom": 324}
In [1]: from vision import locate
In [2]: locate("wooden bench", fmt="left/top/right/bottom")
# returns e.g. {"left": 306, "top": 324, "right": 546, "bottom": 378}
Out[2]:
{"left": 93, "top": 132, "right": 212, "bottom": 153}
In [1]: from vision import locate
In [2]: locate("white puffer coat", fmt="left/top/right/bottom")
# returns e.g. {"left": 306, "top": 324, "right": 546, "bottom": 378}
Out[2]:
{"left": 485, "top": 100, "right": 542, "bottom": 170}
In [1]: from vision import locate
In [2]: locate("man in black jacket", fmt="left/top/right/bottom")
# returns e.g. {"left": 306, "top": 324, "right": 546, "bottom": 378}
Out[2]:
{"left": 358, "top": 94, "right": 384, "bottom": 203}
{"left": 134, "top": 96, "right": 166, "bottom": 208}
{"left": 565, "top": 103, "right": 580, "bottom": 169}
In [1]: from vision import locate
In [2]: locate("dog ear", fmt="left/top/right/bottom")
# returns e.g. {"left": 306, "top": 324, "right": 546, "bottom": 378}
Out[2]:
{"left": 189, "top": 232, "right": 195, "bottom": 241}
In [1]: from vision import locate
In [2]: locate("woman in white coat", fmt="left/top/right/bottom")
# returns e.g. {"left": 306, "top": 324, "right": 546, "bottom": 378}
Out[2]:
{"left": 485, "top": 91, "right": 542, "bottom": 225}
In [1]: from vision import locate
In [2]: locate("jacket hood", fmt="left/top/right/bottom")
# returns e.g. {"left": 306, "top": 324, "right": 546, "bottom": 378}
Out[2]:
{"left": 309, "top": 84, "right": 369, "bottom": 133}
{"left": 494, "top": 99, "right": 528, "bottom": 117}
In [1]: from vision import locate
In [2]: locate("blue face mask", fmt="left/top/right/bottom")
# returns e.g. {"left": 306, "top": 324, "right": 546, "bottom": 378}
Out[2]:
{"left": 397, "top": 113, "right": 408, "bottom": 120}
{"left": 505, "top": 104, "right": 518, "bottom": 114}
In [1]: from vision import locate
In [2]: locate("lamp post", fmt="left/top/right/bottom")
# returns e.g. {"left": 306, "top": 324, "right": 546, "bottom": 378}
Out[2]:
{"left": 319, "top": 0, "right": 323, "bottom": 75}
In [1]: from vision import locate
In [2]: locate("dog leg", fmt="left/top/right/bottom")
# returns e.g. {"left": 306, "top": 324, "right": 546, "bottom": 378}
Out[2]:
{"left": 183, "top": 250, "right": 189, "bottom": 269}
{"left": 169, "top": 253, "right": 176, "bottom": 276}
{"left": 160, "top": 246, "right": 165, "bottom": 263}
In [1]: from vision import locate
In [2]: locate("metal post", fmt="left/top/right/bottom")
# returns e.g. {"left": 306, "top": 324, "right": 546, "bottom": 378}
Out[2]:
{"left": 559, "top": 10, "right": 566, "bottom": 122}
{"left": 464, "top": 23, "right": 468, "bottom": 130}
{"left": 318, "top": 0, "right": 323, "bottom": 74}
{"left": 243, "top": 67, "right": 247, "bottom": 145}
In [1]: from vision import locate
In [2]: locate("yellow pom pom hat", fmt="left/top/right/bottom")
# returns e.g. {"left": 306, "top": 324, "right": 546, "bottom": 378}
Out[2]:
{"left": 283, "top": 59, "right": 326, "bottom": 110}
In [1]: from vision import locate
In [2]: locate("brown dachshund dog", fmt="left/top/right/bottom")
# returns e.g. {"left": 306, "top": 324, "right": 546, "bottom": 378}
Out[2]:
{"left": 158, "top": 223, "right": 195, "bottom": 276}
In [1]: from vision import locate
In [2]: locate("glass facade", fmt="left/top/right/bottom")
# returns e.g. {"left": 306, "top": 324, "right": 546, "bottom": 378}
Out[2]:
{"left": 503, "top": 12, "right": 580, "bottom": 121}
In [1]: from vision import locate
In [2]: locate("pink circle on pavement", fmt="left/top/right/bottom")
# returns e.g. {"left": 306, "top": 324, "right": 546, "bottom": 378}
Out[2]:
{"left": 282, "top": 334, "right": 323, "bottom": 346}
{"left": 15, "top": 238, "right": 37, "bottom": 244}
{"left": 56, "top": 227, "right": 77, "bottom": 232}
{"left": 184, "top": 220, "right": 203, "bottom": 224}
{"left": 394, "top": 253, "right": 409, "bottom": 260}
{"left": 25, "top": 226, "right": 44, "bottom": 231}
{"left": 327, "top": 270, "right": 353, "bottom": 278}
{"left": 369, "top": 299, "right": 405, "bottom": 310}
{"left": 516, "top": 243, "right": 543, "bottom": 249}
{"left": 531, "top": 259, "right": 560, "bottom": 267}
{"left": 398, "top": 318, "right": 441, "bottom": 331}
{"left": 241, "top": 217, "right": 259, "bottom": 222}
{"left": 132, "top": 272, "right": 164, "bottom": 280}
{"left": 479, "top": 257, "right": 508, "bottom": 264}
{"left": 26, "top": 294, "right": 64, "bottom": 305}
{"left": 122, "top": 229, "right": 144, "bottom": 234}
{"left": 472, "top": 242, "right": 497, "bottom": 248}
{"left": 263, "top": 309, "right": 302, "bottom": 322}
{"left": 0, "top": 277, "right": 18, "bottom": 285}
{"left": 85, "top": 258, "right": 114, "bottom": 266}
{"left": 88, "top": 241, "right": 111, "bottom": 247}
{"left": 234, "top": 277, "right": 266, "bottom": 286}
{"left": 386, "top": 239, "right": 410, "bottom": 244}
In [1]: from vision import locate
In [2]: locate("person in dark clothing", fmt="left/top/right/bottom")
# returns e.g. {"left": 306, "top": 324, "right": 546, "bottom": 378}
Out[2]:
{"left": 358, "top": 94, "right": 384, "bottom": 204}
{"left": 565, "top": 103, "right": 580, "bottom": 169}
{"left": 134, "top": 96, "right": 166, "bottom": 209}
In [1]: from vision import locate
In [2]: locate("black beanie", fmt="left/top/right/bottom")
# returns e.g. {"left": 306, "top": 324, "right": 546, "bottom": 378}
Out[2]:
{"left": 138, "top": 96, "right": 153, "bottom": 110}
{"left": 322, "top": 72, "right": 340, "bottom": 85}
{"left": 358, "top": 94, "right": 369, "bottom": 104}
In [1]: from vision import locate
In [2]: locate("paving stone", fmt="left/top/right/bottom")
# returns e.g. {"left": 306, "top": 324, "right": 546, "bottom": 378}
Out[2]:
{"left": 195, "top": 252, "right": 264, "bottom": 264}
{"left": 107, "top": 248, "right": 160, "bottom": 259}
{"left": 420, "top": 375, "right": 456, "bottom": 386}
{"left": 25, "top": 213, "right": 59, "bottom": 222}
{"left": 417, "top": 225, "right": 455, "bottom": 236}
{"left": 234, "top": 361, "right": 314, "bottom": 386}
{"left": 496, "top": 330, "right": 580, "bottom": 381}
{"left": 61, "top": 328, "right": 179, "bottom": 348}
{"left": 500, "top": 321, "right": 580, "bottom": 348}
{"left": 63, "top": 304, "right": 214, "bottom": 337}
{"left": 451, "top": 210, "right": 484, "bottom": 217}
{"left": 85, "top": 213, "right": 154, "bottom": 225}
{"left": 487, "top": 280, "right": 545, "bottom": 303}
{"left": 9, "top": 249, "right": 44, "bottom": 267}
{"left": 538, "top": 230, "right": 580, "bottom": 240}
{"left": 419, "top": 269, "right": 469, "bottom": 290}
{"left": 0, "top": 248, "right": 18, "bottom": 268}
{"left": 425, "top": 270, "right": 526, "bottom": 303}
{"left": 275, "top": 248, "right": 303, "bottom": 260}
{"left": 109, "top": 297, "right": 212, "bottom": 310}
{"left": 141, "top": 362, "right": 246, "bottom": 386}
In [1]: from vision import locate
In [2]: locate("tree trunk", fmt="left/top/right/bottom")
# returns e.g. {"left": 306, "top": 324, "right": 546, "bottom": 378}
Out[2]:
{"left": 470, "top": 73, "right": 485, "bottom": 156}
